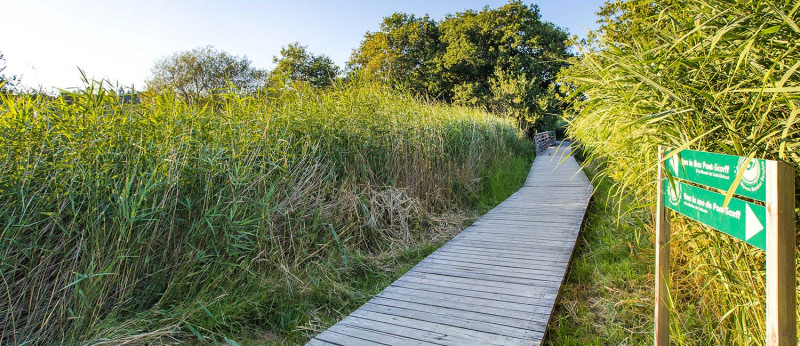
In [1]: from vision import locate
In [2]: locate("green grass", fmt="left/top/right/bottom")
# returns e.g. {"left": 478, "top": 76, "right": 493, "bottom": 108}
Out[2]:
{"left": 0, "top": 78, "right": 534, "bottom": 344}
{"left": 546, "top": 164, "right": 725, "bottom": 345}
{"left": 475, "top": 155, "right": 534, "bottom": 210}
{"left": 240, "top": 242, "right": 443, "bottom": 345}
{"left": 558, "top": 0, "right": 800, "bottom": 343}
{"left": 545, "top": 166, "right": 652, "bottom": 345}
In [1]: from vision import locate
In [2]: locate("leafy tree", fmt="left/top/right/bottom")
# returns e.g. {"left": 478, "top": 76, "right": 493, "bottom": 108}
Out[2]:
{"left": 146, "top": 46, "right": 266, "bottom": 100}
{"left": 271, "top": 43, "right": 340, "bottom": 87}
{"left": 349, "top": 13, "right": 441, "bottom": 95}
{"left": 0, "top": 52, "right": 19, "bottom": 93}
{"left": 349, "top": 1, "right": 572, "bottom": 130}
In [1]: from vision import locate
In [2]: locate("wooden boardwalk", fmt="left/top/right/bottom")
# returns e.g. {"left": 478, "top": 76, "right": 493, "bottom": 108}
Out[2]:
{"left": 307, "top": 142, "right": 592, "bottom": 345}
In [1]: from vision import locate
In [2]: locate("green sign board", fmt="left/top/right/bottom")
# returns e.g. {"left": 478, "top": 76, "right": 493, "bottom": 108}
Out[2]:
{"left": 664, "top": 180, "right": 767, "bottom": 250}
{"left": 665, "top": 149, "right": 766, "bottom": 202}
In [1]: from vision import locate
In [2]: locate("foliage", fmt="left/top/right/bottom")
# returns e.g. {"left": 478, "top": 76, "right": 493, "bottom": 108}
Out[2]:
{"left": 271, "top": 43, "right": 341, "bottom": 88}
{"left": 349, "top": 1, "right": 572, "bottom": 131}
{"left": 560, "top": 0, "right": 800, "bottom": 343}
{"left": 0, "top": 52, "right": 19, "bottom": 93}
{"left": 348, "top": 13, "right": 441, "bottom": 95}
{"left": 0, "top": 77, "right": 533, "bottom": 344}
{"left": 146, "top": 45, "right": 266, "bottom": 101}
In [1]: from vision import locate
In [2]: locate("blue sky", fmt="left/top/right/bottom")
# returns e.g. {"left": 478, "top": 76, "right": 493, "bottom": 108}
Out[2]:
{"left": 2, "top": 0, "right": 605, "bottom": 90}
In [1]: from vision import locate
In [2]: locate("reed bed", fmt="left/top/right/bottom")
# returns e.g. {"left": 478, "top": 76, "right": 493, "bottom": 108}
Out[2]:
{"left": 0, "top": 79, "right": 533, "bottom": 344}
{"left": 560, "top": 0, "right": 799, "bottom": 343}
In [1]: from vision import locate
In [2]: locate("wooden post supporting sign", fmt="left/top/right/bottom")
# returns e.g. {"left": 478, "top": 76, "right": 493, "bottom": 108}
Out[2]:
{"left": 765, "top": 161, "right": 796, "bottom": 345}
{"left": 654, "top": 147, "right": 796, "bottom": 346}
{"left": 655, "top": 147, "right": 670, "bottom": 345}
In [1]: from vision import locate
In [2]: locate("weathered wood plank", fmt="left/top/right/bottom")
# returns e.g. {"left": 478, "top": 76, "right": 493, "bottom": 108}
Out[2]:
{"left": 339, "top": 316, "right": 467, "bottom": 345}
{"left": 395, "top": 274, "right": 554, "bottom": 299}
{"left": 376, "top": 285, "right": 555, "bottom": 318}
{"left": 390, "top": 277, "right": 557, "bottom": 302}
{"left": 449, "top": 237, "right": 578, "bottom": 251}
{"left": 371, "top": 290, "right": 553, "bottom": 321}
{"left": 412, "top": 258, "right": 566, "bottom": 279}
{"left": 315, "top": 329, "right": 385, "bottom": 346}
{"left": 306, "top": 338, "right": 338, "bottom": 346}
{"left": 408, "top": 265, "right": 566, "bottom": 288}
{"left": 438, "top": 244, "right": 572, "bottom": 263}
{"left": 348, "top": 309, "right": 517, "bottom": 346}
{"left": 358, "top": 303, "right": 541, "bottom": 342}
{"left": 434, "top": 247, "right": 571, "bottom": 264}
{"left": 364, "top": 298, "right": 547, "bottom": 332}
{"left": 424, "top": 252, "right": 567, "bottom": 271}
{"left": 326, "top": 322, "right": 431, "bottom": 346}
{"left": 440, "top": 242, "right": 576, "bottom": 256}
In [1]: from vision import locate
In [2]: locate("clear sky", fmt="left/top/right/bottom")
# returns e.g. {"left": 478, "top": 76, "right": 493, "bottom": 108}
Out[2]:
{"left": 1, "top": 0, "right": 605, "bottom": 90}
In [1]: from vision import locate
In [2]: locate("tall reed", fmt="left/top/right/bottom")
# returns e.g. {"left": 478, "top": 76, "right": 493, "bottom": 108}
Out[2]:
{"left": 561, "top": 0, "right": 799, "bottom": 343}
{"left": 0, "top": 78, "right": 533, "bottom": 344}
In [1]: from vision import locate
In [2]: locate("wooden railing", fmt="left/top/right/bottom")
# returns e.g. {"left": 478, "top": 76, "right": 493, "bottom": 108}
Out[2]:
{"left": 534, "top": 130, "right": 556, "bottom": 154}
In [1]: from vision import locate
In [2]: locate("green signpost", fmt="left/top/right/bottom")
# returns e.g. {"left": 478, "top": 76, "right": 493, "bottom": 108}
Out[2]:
{"left": 654, "top": 147, "right": 796, "bottom": 346}
{"left": 663, "top": 181, "right": 767, "bottom": 250}
{"left": 664, "top": 149, "right": 767, "bottom": 201}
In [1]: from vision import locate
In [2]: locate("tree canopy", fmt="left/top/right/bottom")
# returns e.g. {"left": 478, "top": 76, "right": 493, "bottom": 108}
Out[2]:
{"left": 146, "top": 46, "right": 265, "bottom": 100}
{"left": 271, "top": 43, "right": 341, "bottom": 88}
{"left": 348, "top": 13, "right": 441, "bottom": 95}
{"left": 349, "top": 1, "right": 572, "bottom": 130}
{"left": 0, "top": 52, "right": 19, "bottom": 93}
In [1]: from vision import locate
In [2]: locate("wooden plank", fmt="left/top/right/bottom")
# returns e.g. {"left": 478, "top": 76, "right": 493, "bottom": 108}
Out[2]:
{"left": 394, "top": 274, "right": 556, "bottom": 300}
{"left": 408, "top": 265, "right": 564, "bottom": 288}
{"left": 441, "top": 241, "right": 575, "bottom": 256}
{"left": 373, "top": 289, "right": 552, "bottom": 321}
{"left": 364, "top": 298, "right": 547, "bottom": 332}
{"left": 450, "top": 237, "right": 578, "bottom": 251}
{"left": 413, "top": 258, "right": 566, "bottom": 280}
{"left": 325, "top": 322, "right": 432, "bottom": 346}
{"left": 465, "top": 226, "right": 581, "bottom": 236}
{"left": 377, "top": 285, "right": 554, "bottom": 316}
{"left": 440, "top": 243, "right": 572, "bottom": 262}
{"left": 339, "top": 316, "right": 470, "bottom": 345}
{"left": 458, "top": 228, "right": 579, "bottom": 238}
{"left": 389, "top": 278, "right": 558, "bottom": 304}
{"left": 424, "top": 252, "right": 567, "bottom": 271}
{"left": 358, "top": 303, "right": 541, "bottom": 342}
{"left": 765, "top": 160, "right": 797, "bottom": 345}
{"left": 411, "top": 260, "right": 566, "bottom": 282}
{"left": 434, "top": 246, "right": 571, "bottom": 264}
{"left": 306, "top": 338, "right": 338, "bottom": 346}
{"left": 348, "top": 309, "right": 518, "bottom": 346}
{"left": 396, "top": 276, "right": 555, "bottom": 304}
{"left": 462, "top": 221, "right": 581, "bottom": 231}
{"left": 453, "top": 233, "right": 572, "bottom": 252}
{"left": 443, "top": 241, "right": 575, "bottom": 255}
{"left": 462, "top": 228, "right": 581, "bottom": 239}
{"left": 315, "top": 329, "right": 385, "bottom": 346}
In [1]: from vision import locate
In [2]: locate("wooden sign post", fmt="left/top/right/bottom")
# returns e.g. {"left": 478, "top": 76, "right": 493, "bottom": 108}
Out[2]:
{"left": 655, "top": 147, "right": 796, "bottom": 345}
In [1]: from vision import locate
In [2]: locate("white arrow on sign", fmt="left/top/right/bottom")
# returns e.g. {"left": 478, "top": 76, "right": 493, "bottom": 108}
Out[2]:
{"left": 745, "top": 204, "right": 764, "bottom": 240}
